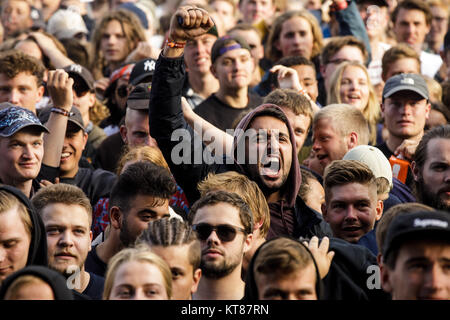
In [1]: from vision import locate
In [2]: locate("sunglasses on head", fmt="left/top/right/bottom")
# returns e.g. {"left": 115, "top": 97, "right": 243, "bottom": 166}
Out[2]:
{"left": 192, "top": 223, "right": 246, "bottom": 242}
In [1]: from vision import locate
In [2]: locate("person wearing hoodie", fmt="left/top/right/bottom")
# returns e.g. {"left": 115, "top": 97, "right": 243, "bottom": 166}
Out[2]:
{"left": 0, "top": 185, "right": 47, "bottom": 286}
{"left": 0, "top": 265, "right": 74, "bottom": 300}
{"left": 149, "top": 5, "right": 330, "bottom": 240}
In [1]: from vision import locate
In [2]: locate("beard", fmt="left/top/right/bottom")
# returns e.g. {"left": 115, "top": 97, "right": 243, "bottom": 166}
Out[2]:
{"left": 415, "top": 177, "right": 450, "bottom": 212}
{"left": 119, "top": 218, "right": 136, "bottom": 247}
{"left": 201, "top": 246, "right": 243, "bottom": 279}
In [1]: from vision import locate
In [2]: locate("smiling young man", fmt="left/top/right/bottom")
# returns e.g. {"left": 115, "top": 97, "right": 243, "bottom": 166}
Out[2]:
{"left": 32, "top": 183, "right": 105, "bottom": 300}
{"left": 193, "top": 34, "right": 262, "bottom": 131}
{"left": 322, "top": 160, "right": 383, "bottom": 244}
{"left": 149, "top": 5, "right": 330, "bottom": 240}
{"left": 0, "top": 105, "right": 48, "bottom": 198}
{"left": 311, "top": 104, "right": 370, "bottom": 176}
{"left": 85, "top": 161, "right": 176, "bottom": 278}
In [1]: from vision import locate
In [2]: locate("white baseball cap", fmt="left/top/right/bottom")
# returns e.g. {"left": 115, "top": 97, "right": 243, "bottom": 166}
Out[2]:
{"left": 343, "top": 145, "right": 393, "bottom": 189}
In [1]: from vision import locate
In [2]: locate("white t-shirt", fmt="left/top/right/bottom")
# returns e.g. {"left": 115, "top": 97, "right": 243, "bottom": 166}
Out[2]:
{"left": 420, "top": 51, "right": 443, "bottom": 79}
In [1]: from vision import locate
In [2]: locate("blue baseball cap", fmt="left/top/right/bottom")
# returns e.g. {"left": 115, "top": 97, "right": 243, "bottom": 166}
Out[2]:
{"left": 0, "top": 104, "right": 49, "bottom": 137}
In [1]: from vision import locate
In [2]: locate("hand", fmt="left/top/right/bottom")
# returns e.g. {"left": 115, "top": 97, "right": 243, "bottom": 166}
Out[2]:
{"left": 394, "top": 138, "right": 420, "bottom": 160}
{"left": 126, "top": 41, "right": 159, "bottom": 62}
{"left": 168, "top": 6, "right": 215, "bottom": 42}
{"left": 270, "top": 65, "right": 302, "bottom": 92}
{"left": 47, "top": 69, "right": 74, "bottom": 111}
{"left": 94, "top": 77, "right": 110, "bottom": 98}
{"left": 30, "top": 32, "right": 59, "bottom": 54}
{"left": 303, "top": 236, "right": 335, "bottom": 279}
{"left": 39, "top": 177, "right": 60, "bottom": 188}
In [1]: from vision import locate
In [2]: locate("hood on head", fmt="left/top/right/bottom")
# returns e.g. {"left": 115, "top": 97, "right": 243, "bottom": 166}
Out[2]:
{"left": 0, "top": 265, "right": 74, "bottom": 300}
{"left": 0, "top": 185, "right": 47, "bottom": 267}
{"left": 232, "top": 104, "right": 301, "bottom": 207}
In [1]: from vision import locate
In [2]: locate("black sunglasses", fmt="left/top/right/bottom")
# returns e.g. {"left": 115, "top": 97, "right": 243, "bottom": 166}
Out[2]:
{"left": 192, "top": 223, "right": 246, "bottom": 242}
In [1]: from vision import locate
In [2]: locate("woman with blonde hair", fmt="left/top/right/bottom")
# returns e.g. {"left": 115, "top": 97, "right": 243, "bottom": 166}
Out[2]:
{"left": 103, "top": 245, "right": 172, "bottom": 300}
{"left": 327, "top": 61, "right": 380, "bottom": 145}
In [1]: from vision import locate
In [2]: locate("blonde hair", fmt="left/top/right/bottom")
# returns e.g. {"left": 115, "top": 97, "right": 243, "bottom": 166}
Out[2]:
{"left": 197, "top": 172, "right": 270, "bottom": 238}
{"left": 313, "top": 103, "right": 370, "bottom": 145}
{"left": 3, "top": 275, "right": 51, "bottom": 300}
{"left": 0, "top": 190, "right": 32, "bottom": 238}
{"left": 266, "top": 10, "right": 323, "bottom": 62}
{"left": 103, "top": 245, "right": 172, "bottom": 300}
{"left": 423, "top": 75, "right": 442, "bottom": 103}
{"left": 327, "top": 61, "right": 380, "bottom": 145}
{"left": 116, "top": 145, "right": 169, "bottom": 175}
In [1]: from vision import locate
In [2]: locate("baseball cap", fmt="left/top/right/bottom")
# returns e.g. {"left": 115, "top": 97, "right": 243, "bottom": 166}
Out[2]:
{"left": 0, "top": 104, "right": 49, "bottom": 137}
{"left": 129, "top": 58, "right": 156, "bottom": 86}
{"left": 39, "top": 106, "right": 85, "bottom": 132}
{"left": 46, "top": 8, "right": 88, "bottom": 40}
{"left": 120, "top": 3, "right": 148, "bottom": 29}
{"left": 383, "top": 210, "right": 450, "bottom": 260}
{"left": 211, "top": 35, "right": 251, "bottom": 64}
{"left": 64, "top": 64, "right": 95, "bottom": 92}
{"left": 343, "top": 145, "right": 393, "bottom": 189}
{"left": 383, "top": 73, "right": 429, "bottom": 100}
{"left": 126, "top": 83, "right": 151, "bottom": 110}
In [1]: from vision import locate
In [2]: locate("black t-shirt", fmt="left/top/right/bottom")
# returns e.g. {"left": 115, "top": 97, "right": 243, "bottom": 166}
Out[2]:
{"left": 85, "top": 245, "right": 107, "bottom": 278}
{"left": 376, "top": 141, "right": 414, "bottom": 188}
{"left": 194, "top": 92, "right": 262, "bottom": 131}
{"left": 83, "top": 272, "right": 105, "bottom": 300}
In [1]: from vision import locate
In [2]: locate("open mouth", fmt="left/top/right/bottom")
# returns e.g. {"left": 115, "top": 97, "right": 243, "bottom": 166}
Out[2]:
{"left": 260, "top": 156, "right": 281, "bottom": 178}
{"left": 60, "top": 152, "right": 72, "bottom": 161}
{"left": 342, "top": 226, "right": 361, "bottom": 233}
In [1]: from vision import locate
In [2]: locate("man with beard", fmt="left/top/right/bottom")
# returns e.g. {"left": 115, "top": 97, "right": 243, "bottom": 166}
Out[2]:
{"left": 188, "top": 190, "right": 253, "bottom": 300}
{"left": 412, "top": 125, "right": 450, "bottom": 211}
{"left": 149, "top": 5, "right": 330, "bottom": 240}
{"left": 32, "top": 183, "right": 104, "bottom": 300}
{"left": 85, "top": 161, "right": 176, "bottom": 277}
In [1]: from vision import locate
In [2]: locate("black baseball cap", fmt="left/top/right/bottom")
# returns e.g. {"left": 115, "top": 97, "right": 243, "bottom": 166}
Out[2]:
{"left": 383, "top": 210, "right": 450, "bottom": 260}
{"left": 382, "top": 73, "right": 429, "bottom": 100}
{"left": 211, "top": 35, "right": 251, "bottom": 64}
{"left": 0, "top": 104, "right": 49, "bottom": 137}
{"left": 129, "top": 58, "right": 156, "bottom": 86}
{"left": 63, "top": 64, "right": 95, "bottom": 92}
{"left": 126, "top": 83, "right": 151, "bottom": 110}
{"left": 39, "top": 106, "right": 85, "bottom": 132}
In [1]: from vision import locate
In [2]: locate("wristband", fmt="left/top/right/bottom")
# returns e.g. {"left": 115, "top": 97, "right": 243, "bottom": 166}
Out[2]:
{"left": 51, "top": 107, "right": 73, "bottom": 117}
{"left": 165, "top": 39, "right": 186, "bottom": 49}
{"left": 330, "top": 0, "right": 348, "bottom": 12}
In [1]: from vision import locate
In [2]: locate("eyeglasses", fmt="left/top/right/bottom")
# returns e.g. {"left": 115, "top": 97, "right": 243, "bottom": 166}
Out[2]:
{"left": 116, "top": 85, "right": 128, "bottom": 98}
{"left": 192, "top": 223, "right": 246, "bottom": 242}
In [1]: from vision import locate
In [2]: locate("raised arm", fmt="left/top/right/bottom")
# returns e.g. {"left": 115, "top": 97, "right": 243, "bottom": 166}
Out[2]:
{"left": 149, "top": 6, "right": 217, "bottom": 203}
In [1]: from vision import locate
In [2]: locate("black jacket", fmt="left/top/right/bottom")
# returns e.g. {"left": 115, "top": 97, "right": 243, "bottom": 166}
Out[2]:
{"left": 149, "top": 54, "right": 331, "bottom": 239}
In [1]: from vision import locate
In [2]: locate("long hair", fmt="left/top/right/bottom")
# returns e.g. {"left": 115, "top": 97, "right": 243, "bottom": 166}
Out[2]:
{"left": 266, "top": 10, "right": 323, "bottom": 63}
{"left": 327, "top": 61, "right": 380, "bottom": 145}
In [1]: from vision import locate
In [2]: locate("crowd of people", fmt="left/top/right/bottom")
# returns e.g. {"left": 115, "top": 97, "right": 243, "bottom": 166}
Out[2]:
{"left": 0, "top": 0, "right": 449, "bottom": 301}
